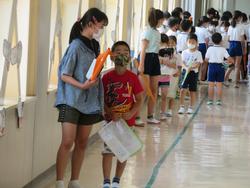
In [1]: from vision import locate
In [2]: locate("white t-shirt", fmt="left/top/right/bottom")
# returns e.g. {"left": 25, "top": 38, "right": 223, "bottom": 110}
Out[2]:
{"left": 141, "top": 26, "right": 161, "bottom": 53}
{"left": 228, "top": 24, "right": 244, "bottom": 41}
{"left": 181, "top": 49, "right": 203, "bottom": 73}
{"left": 195, "top": 26, "right": 210, "bottom": 44}
{"left": 221, "top": 32, "right": 230, "bottom": 49}
{"left": 177, "top": 32, "right": 189, "bottom": 52}
{"left": 167, "top": 29, "right": 178, "bottom": 37}
{"left": 205, "top": 45, "right": 230, "bottom": 63}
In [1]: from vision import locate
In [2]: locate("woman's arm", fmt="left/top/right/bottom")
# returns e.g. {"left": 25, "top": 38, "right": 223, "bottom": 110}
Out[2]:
{"left": 138, "top": 39, "right": 149, "bottom": 73}
{"left": 61, "top": 74, "right": 98, "bottom": 90}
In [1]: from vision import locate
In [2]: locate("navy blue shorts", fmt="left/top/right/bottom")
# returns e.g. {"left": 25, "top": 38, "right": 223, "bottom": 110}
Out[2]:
{"left": 199, "top": 43, "right": 207, "bottom": 59}
{"left": 181, "top": 70, "right": 198, "bottom": 92}
{"left": 144, "top": 53, "right": 161, "bottom": 76}
{"left": 208, "top": 63, "right": 225, "bottom": 82}
{"left": 229, "top": 41, "right": 243, "bottom": 57}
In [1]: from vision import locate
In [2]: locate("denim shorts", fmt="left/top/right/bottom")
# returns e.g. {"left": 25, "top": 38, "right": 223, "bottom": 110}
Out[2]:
{"left": 57, "top": 104, "right": 103, "bottom": 125}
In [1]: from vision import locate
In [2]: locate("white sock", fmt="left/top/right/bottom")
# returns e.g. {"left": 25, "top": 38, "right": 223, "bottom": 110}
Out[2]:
{"left": 68, "top": 180, "right": 81, "bottom": 188}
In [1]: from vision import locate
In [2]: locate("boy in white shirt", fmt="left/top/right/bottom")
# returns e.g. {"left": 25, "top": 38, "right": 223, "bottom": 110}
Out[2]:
{"left": 205, "top": 33, "right": 233, "bottom": 105}
{"left": 178, "top": 34, "right": 203, "bottom": 114}
{"left": 177, "top": 19, "right": 192, "bottom": 53}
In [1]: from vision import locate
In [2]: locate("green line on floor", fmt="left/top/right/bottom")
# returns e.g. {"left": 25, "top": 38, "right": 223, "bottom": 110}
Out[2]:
{"left": 145, "top": 94, "right": 207, "bottom": 188}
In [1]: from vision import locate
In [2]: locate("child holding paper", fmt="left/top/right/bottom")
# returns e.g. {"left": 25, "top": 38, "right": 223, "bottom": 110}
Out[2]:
{"left": 101, "top": 41, "right": 143, "bottom": 188}
{"left": 178, "top": 34, "right": 203, "bottom": 114}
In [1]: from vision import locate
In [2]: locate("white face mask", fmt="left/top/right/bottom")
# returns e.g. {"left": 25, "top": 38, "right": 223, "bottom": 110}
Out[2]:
{"left": 93, "top": 28, "right": 104, "bottom": 41}
{"left": 220, "top": 27, "right": 226, "bottom": 33}
{"left": 208, "top": 25, "right": 215, "bottom": 32}
{"left": 187, "top": 43, "right": 196, "bottom": 50}
{"left": 163, "top": 20, "right": 168, "bottom": 26}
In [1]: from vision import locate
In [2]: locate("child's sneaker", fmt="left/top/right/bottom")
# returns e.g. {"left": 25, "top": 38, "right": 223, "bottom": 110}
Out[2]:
{"left": 178, "top": 106, "right": 185, "bottom": 114}
{"left": 160, "top": 113, "right": 167, "bottom": 120}
{"left": 56, "top": 180, "right": 64, "bottom": 188}
{"left": 103, "top": 183, "right": 111, "bottom": 188}
{"left": 166, "top": 110, "right": 172, "bottom": 117}
{"left": 207, "top": 100, "right": 213, "bottom": 105}
{"left": 216, "top": 100, "right": 222, "bottom": 105}
{"left": 223, "top": 81, "right": 230, "bottom": 87}
{"left": 112, "top": 182, "right": 120, "bottom": 188}
{"left": 147, "top": 116, "right": 160, "bottom": 124}
{"left": 135, "top": 117, "right": 145, "bottom": 127}
{"left": 187, "top": 107, "right": 194, "bottom": 114}
{"left": 68, "top": 180, "right": 81, "bottom": 188}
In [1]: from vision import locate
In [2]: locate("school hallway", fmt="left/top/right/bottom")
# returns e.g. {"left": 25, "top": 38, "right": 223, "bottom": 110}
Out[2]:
{"left": 40, "top": 84, "right": 250, "bottom": 188}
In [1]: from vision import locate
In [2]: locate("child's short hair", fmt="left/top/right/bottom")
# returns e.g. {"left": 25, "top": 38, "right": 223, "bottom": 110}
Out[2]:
{"left": 161, "top": 33, "right": 169, "bottom": 43}
{"left": 111, "top": 41, "right": 130, "bottom": 53}
{"left": 188, "top": 33, "right": 198, "bottom": 42}
{"left": 168, "top": 35, "right": 177, "bottom": 44}
{"left": 168, "top": 17, "right": 180, "bottom": 28}
{"left": 212, "top": 33, "right": 222, "bottom": 44}
{"left": 222, "top": 21, "right": 230, "bottom": 28}
{"left": 180, "top": 19, "right": 192, "bottom": 32}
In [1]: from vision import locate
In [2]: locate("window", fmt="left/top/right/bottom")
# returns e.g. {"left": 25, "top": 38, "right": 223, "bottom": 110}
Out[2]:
{"left": 0, "top": 0, "right": 30, "bottom": 105}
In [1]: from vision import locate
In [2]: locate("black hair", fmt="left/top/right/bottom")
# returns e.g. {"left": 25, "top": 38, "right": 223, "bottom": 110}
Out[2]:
{"left": 188, "top": 33, "right": 198, "bottom": 42}
{"left": 163, "top": 11, "right": 171, "bottom": 19}
{"left": 190, "top": 26, "right": 196, "bottom": 34}
{"left": 210, "top": 20, "right": 219, "bottom": 27}
{"left": 207, "top": 8, "right": 216, "bottom": 18}
{"left": 222, "top": 11, "right": 233, "bottom": 19}
{"left": 183, "top": 11, "right": 192, "bottom": 20}
{"left": 148, "top": 8, "right": 164, "bottom": 28}
{"left": 171, "top": 7, "right": 183, "bottom": 19}
{"left": 212, "top": 32, "right": 222, "bottom": 44}
{"left": 242, "top": 12, "right": 248, "bottom": 23}
{"left": 161, "top": 33, "right": 169, "bottom": 43}
{"left": 173, "top": 7, "right": 183, "bottom": 13}
{"left": 222, "top": 21, "right": 230, "bottom": 28}
{"left": 220, "top": 15, "right": 230, "bottom": 22}
{"left": 231, "top": 10, "right": 242, "bottom": 28}
{"left": 168, "top": 35, "right": 177, "bottom": 44}
{"left": 69, "top": 8, "right": 108, "bottom": 43}
{"left": 111, "top": 41, "right": 130, "bottom": 53}
{"left": 197, "top": 16, "right": 210, "bottom": 27}
{"left": 180, "top": 19, "right": 192, "bottom": 32}
{"left": 168, "top": 17, "right": 180, "bottom": 28}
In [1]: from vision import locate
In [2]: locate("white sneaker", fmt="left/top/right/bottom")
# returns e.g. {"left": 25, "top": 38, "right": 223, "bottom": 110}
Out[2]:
{"left": 147, "top": 117, "right": 160, "bottom": 124}
{"left": 56, "top": 180, "right": 64, "bottom": 188}
{"left": 103, "top": 183, "right": 111, "bottom": 188}
{"left": 166, "top": 111, "right": 172, "bottom": 117}
{"left": 187, "top": 107, "right": 193, "bottom": 114}
{"left": 68, "top": 180, "right": 81, "bottom": 188}
{"left": 112, "top": 182, "right": 120, "bottom": 188}
{"left": 135, "top": 118, "right": 145, "bottom": 127}
{"left": 178, "top": 106, "right": 185, "bottom": 114}
{"left": 160, "top": 113, "right": 167, "bottom": 120}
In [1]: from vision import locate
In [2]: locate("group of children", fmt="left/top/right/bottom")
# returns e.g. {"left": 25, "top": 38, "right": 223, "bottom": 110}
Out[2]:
{"left": 55, "top": 6, "right": 250, "bottom": 188}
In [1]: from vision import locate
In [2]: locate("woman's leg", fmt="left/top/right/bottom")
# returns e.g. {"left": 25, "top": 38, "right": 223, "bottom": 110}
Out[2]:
{"left": 56, "top": 123, "right": 77, "bottom": 180}
{"left": 148, "top": 76, "right": 159, "bottom": 116}
{"left": 70, "top": 125, "right": 92, "bottom": 180}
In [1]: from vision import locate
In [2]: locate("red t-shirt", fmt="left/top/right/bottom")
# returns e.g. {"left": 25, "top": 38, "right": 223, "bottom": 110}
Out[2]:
{"left": 102, "top": 69, "right": 143, "bottom": 126}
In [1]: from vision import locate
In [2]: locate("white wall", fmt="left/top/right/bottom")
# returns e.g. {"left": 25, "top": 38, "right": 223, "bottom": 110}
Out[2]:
{"left": 235, "top": 0, "right": 250, "bottom": 14}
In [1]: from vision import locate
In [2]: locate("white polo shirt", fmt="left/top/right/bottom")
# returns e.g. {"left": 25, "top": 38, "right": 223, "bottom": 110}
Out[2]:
{"left": 195, "top": 26, "right": 210, "bottom": 44}
{"left": 182, "top": 49, "right": 203, "bottom": 73}
{"left": 167, "top": 29, "right": 178, "bottom": 37}
{"left": 177, "top": 32, "right": 189, "bottom": 52}
{"left": 228, "top": 24, "right": 244, "bottom": 41}
{"left": 205, "top": 45, "right": 230, "bottom": 63}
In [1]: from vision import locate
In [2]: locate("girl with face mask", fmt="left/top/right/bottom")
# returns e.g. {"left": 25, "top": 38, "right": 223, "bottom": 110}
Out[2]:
{"left": 55, "top": 8, "right": 108, "bottom": 188}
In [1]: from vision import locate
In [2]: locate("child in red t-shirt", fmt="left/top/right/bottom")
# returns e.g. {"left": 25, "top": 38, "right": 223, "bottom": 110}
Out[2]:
{"left": 102, "top": 41, "right": 143, "bottom": 188}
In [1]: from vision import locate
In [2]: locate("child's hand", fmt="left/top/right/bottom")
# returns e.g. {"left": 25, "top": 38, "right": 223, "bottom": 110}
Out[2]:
{"left": 122, "top": 111, "right": 133, "bottom": 120}
{"left": 138, "top": 64, "right": 144, "bottom": 74}
{"left": 173, "top": 71, "right": 180, "bottom": 77}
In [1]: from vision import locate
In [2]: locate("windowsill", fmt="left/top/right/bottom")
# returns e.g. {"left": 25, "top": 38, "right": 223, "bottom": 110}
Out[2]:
{"left": 0, "top": 96, "right": 37, "bottom": 111}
